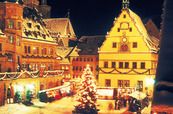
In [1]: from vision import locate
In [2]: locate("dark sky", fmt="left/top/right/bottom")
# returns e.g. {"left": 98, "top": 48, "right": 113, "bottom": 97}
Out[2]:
{"left": 47, "top": 0, "right": 164, "bottom": 37}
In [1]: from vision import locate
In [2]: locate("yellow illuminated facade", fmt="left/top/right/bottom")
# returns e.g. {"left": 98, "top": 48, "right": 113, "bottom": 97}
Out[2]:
{"left": 98, "top": 7, "right": 159, "bottom": 96}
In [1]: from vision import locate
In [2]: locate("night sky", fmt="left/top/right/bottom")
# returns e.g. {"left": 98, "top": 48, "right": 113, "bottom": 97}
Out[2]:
{"left": 47, "top": 0, "right": 164, "bottom": 37}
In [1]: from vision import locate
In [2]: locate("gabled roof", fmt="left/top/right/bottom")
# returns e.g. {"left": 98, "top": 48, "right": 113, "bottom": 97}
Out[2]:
{"left": 44, "top": 18, "right": 76, "bottom": 38}
{"left": 78, "top": 35, "right": 105, "bottom": 55}
{"left": 127, "top": 9, "right": 159, "bottom": 53}
{"left": 22, "top": 18, "right": 55, "bottom": 43}
{"left": 22, "top": 7, "right": 56, "bottom": 43}
{"left": 145, "top": 19, "right": 160, "bottom": 40}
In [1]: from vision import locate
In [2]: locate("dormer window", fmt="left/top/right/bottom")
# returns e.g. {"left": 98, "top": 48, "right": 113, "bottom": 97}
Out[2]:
{"left": 36, "top": 25, "right": 40, "bottom": 30}
{"left": 68, "top": 33, "right": 71, "bottom": 37}
{"left": 42, "top": 34, "right": 46, "bottom": 39}
{"left": 27, "top": 23, "right": 32, "bottom": 28}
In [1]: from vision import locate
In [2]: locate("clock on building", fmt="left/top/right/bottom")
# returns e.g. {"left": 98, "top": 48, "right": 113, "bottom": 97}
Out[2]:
{"left": 122, "top": 37, "right": 127, "bottom": 42}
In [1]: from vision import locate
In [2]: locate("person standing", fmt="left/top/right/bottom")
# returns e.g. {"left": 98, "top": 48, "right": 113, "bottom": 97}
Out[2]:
{"left": 7, "top": 87, "right": 11, "bottom": 104}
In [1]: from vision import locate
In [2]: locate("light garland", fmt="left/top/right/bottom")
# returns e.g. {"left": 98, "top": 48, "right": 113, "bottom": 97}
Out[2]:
{"left": 0, "top": 70, "right": 64, "bottom": 81}
{"left": 99, "top": 67, "right": 150, "bottom": 74}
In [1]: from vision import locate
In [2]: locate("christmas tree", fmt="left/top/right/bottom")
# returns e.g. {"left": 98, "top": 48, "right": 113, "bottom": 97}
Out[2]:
{"left": 73, "top": 64, "right": 98, "bottom": 114}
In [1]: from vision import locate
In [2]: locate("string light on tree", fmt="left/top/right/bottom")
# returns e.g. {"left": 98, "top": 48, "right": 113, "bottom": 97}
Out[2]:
{"left": 73, "top": 64, "right": 98, "bottom": 114}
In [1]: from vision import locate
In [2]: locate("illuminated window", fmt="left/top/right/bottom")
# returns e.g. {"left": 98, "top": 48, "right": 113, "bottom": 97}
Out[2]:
{"left": 133, "top": 42, "right": 137, "bottom": 48}
{"left": 124, "top": 80, "right": 130, "bottom": 87}
{"left": 8, "top": 35, "right": 14, "bottom": 44}
{"left": 112, "top": 42, "right": 117, "bottom": 48}
{"left": 104, "top": 61, "right": 108, "bottom": 68}
{"left": 132, "top": 62, "right": 137, "bottom": 69}
{"left": 24, "top": 46, "right": 27, "bottom": 53}
{"left": 48, "top": 64, "right": 53, "bottom": 70}
{"left": 33, "top": 47, "right": 39, "bottom": 54}
{"left": 141, "top": 62, "right": 145, "bottom": 69}
{"left": 28, "top": 46, "right": 31, "bottom": 54}
{"left": 8, "top": 20, "right": 14, "bottom": 29}
{"left": 76, "top": 58, "right": 78, "bottom": 61}
{"left": 42, "top": 48, "right": 47, "bottom": 55}
{"left": 118, "top": 80, "right": 130, "bottom": 87}
{"left": 118, "top": 80, "right": 123, "bottom": 87}
{"left": 119, "top": 62, "right": 123, "bottom": 68}
{"left": 105, "top": 79, "right": 111, "bottom": 87}
{"left": 0, "top": 43, "right": 2, "bottom": 51}
{"left": 84, "top": 58, "right": 86, "bottom": 62}
{"left": 49, "top": 48, "right": 53, "bottom": 55}
{"left": 125, "top": 62, "right": 129, "bottom": 69}
{"left": 7, "top": 54, "right": 13, "bottom": 62}
{"left": 112, "top": 62, "right": 116, "bottom": 68}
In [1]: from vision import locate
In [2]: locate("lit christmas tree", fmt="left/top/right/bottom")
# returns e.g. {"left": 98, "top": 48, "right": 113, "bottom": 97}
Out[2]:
{"left": 73, "top": 64, "right": 98, "bottom": 114}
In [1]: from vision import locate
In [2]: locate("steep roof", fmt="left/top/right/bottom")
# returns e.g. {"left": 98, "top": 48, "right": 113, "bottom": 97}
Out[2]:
{"left": 44, "top": 18, "right": 76, "bottom": 38}
{"left": 78, "top": 35, "right": 105, "bottom": 55}
{"left": 22, "top": 18, "right": 55, "bottom": 43}
{"left": 127, "top": 9, "right": 159, "bottom": 53}
{"left": 22, "top": 7, "right": 56, "bottom": 43}
{"left": 145, "top": 19, "right": 160, "bottom": 40}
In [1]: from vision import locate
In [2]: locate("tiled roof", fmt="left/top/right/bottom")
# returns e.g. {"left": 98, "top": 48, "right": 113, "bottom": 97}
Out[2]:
{"left": 22, "top": 7, "right": 55, "bottom": 43}
{"left": 128, "top": 9, "right": 159, "bottom": 53}
{"left": 44, "top": 18, "right": 76, "bottom": 38}
{"left": 22, "top": 18, "right": 55, "bottom": 43}
{"left": 78, "top": 35, "right": 105, "bottom": 55}
{"left": 145, "top": 19, "right": 160, "bottom": 39}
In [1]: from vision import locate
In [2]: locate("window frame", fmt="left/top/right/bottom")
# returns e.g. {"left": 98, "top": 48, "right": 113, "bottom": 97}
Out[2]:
{"left": 132, "top": 42, "right": 138, "bottom": 48}
{"left": 104, "top": 61, "right": 108, "bottom": 68}
{"left": 105, "top": 79, "right": 111, "bottom": 87}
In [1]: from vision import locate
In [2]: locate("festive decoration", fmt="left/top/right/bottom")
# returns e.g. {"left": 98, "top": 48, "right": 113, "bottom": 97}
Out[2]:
{"left": 99, "top": 67, "right": 151, "bottom": 74}
{"left": 73, "top": 64, "right": 98, "bottom": 114}
{"left": 0, "top": 70, "right": 64, "bottom": 80}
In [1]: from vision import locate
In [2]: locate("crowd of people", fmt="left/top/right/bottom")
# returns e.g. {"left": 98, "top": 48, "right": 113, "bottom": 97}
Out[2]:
{"left": 113, "top": 94, "right": 149, "bottom": 113}
{"left": 114, "top": 95, "right": 129, "bottom": 110}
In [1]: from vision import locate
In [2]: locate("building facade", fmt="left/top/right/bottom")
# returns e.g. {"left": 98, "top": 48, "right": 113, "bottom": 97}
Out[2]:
{"left": 98, "top": 5, "right": 159, "bottom": 96}
{"left": 0, "top": 1, "right": 76, "bottom": 105}
{"left": 71, "top": 36, "right": 105, "bottom": 80}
